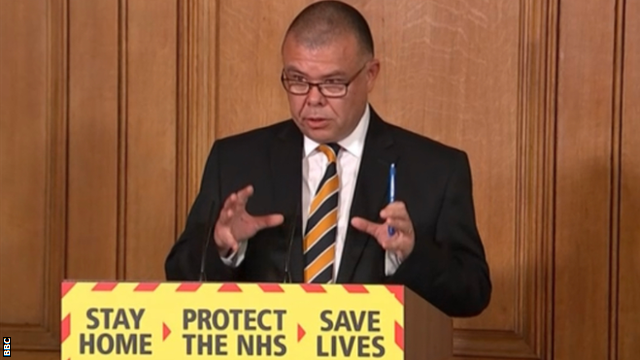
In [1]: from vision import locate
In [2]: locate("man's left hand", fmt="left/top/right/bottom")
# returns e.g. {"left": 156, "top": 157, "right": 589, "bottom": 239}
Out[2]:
{"left": 351, "top": 201, "right": 415, "bottom": 260}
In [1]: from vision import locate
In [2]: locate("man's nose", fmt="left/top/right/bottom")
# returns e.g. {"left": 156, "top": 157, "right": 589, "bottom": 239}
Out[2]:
{"left": 305, "top": 85, "right": 326, "bottom": 106}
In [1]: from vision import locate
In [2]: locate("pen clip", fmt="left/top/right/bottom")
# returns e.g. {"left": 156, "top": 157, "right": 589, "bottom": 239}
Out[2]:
{"left": 388, "top": 163, "right": 396, "bottom": 236}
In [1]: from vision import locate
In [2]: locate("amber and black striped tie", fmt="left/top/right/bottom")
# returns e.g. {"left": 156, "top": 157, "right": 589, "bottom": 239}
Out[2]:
{"left": 303, "top": 143, "right": 341, "bottom": 283}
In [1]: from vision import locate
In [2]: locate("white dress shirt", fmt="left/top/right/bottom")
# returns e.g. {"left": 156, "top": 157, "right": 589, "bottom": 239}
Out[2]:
{"left": 222, "top": 105, "right": 402, "bottom": 277}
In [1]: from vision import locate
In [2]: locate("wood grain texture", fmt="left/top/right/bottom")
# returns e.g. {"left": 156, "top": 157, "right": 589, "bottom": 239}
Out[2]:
{"left": 176, "top": 0, "right": 219, "bottom": 233}
{"left": 6, "top": 351, "right": 60, "bottom": 360}
{"left": 0, "top": 0, "right": 48, "bottom": 327}
{"left": 116, "top": 0, "right": 128, "bottom": 281}
{"left": 0, "top": 0, "right": 67, "bottom": 350}
{"left": 66, "top": 0, "right": 119, "bottom": 280}
{"left": 455, "top": 1, "right": 557, "bottom": 358}
{"left": 125, "top": 0, "right": 178, "bottom": 280}
{"left": 610, "top": 0, "right": 625, "bottom": 358}
{"left": 554, "top": 0, "right": 615, "bottom": 359}
{"left": 353, "top": 0, "right": 523, "bottom": 343}
{"left": 405, "top": 288, "right": 453, "bottom": 360}
{"left": 619, "top": 0, "right": 640, "bottom": 358}
{"left": 217, "top": 0, "right": 305, "bottom": 138}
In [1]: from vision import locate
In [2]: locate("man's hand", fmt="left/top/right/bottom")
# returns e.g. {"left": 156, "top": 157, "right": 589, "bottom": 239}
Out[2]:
{"left": 351, "top": 201, "right": 415, "bottom": 260}
{"left": 213, "top": 185, "right": 284, "bottom": 256}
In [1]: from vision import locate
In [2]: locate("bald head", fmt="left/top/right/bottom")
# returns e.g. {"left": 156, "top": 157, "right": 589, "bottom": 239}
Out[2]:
{"left": 283, "top": 0, "right": 374, "bottom": 58}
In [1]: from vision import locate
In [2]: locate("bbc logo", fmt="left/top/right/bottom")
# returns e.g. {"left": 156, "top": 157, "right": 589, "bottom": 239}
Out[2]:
{"left": 2, "top": 337, "right": 9, "bottom": 357}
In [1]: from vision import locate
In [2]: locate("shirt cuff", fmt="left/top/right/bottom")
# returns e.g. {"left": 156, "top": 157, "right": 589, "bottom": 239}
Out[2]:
{"left": 219, "top": 241, "right": 247, "bottom": 268}
{"left": 385, "top": 250, "right": 404, "bottom": 276}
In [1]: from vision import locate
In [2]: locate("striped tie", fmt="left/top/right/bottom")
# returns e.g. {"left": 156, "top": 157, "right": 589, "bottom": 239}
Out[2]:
{"left": 303, "top": 143, "right": 341, "bottom": 283}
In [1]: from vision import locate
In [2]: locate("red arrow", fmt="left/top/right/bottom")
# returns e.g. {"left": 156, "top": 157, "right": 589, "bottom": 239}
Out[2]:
{"left": 163, "top": 323, "right": 171, "bottom": 341}
{"left": 297, "top": 324, "right": 305, "bottom": 342}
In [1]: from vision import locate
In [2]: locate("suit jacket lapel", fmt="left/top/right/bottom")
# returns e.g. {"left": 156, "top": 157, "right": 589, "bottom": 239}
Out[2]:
{"left": 337, "top": 108, "right": 398, "bottom": 283}
{"left": 269, "top": 121, "right": 304, "bottom": 283}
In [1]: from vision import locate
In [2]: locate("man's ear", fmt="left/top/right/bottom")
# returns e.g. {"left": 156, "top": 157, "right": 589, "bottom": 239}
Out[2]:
{"left": 366, "top": 58, "right": 381, "bottom": 92}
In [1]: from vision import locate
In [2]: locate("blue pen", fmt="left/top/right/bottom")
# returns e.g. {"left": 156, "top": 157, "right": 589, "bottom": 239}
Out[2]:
{"left": 388, "top": 163, "right": 396, "bottom": 236}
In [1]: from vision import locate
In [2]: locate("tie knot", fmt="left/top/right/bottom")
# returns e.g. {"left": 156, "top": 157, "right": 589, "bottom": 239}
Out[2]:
{"left": 318, "top": 143, "right": 340, "bottom": 162}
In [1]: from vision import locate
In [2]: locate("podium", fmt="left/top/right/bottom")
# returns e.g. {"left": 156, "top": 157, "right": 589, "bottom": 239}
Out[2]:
{"left": 61, "top": 281, "right": 452, "bottom": 359}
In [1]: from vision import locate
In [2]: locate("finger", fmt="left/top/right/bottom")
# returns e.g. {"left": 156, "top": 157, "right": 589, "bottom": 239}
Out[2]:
{"left": 216, "top": 205, "right": 235, "bottom": 224}
{"left": 380, "top": 201, "right": 408, "bottom": 219}
{"left": 254, "top": 213, "right": 284, "bottom": 229}
{"left": 379, "top": 229, "right": 409, "bottom": 251}
{"left": 221, "top": 192, "right": 239, "bottom": 213}
{"left": 222, "top": 238, "right": 237, "bottom": 251}
{"left": 385, "top": 217, "right": 413, "bottom": 234}
{"left": 351, "top": 217, "right": 382, "bottom": 237}
{"left": 362, "top": 225, "right": 400, "bottom": 252}
{"left": 213, "top": 228, "right": 236, "bottom": 250}
{"left": 378, "top": 237, "right": 400, "bottom": 251}
{"left": 235, "top": 185, "right": 254, "bottom": 207}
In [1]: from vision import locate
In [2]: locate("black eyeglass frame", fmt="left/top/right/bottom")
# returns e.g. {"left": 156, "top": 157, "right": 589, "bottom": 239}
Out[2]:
{"left": 280, "top": 63, "right": 368, "bottom": 98}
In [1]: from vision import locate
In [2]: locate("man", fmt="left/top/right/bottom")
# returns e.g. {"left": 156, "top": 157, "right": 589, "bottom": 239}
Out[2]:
{"left": 165, "top": 0, "right": 491, "bottom": 318}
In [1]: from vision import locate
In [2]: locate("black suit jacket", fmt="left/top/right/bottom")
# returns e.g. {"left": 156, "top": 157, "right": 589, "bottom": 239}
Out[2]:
{"left": 165, "top": 107, "right": 491, "bottom": 317}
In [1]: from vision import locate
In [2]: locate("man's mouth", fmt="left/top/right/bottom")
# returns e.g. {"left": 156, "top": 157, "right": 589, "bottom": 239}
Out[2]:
{"left": 304, "top": 117, "right": 330, "bottom": 128}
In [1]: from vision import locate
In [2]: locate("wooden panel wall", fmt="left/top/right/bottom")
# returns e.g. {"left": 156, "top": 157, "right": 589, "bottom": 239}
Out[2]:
{"left": 65, "top": 0, "right": 177, "bottom": 283}
{"left": 619, "top": 0, "right": 640, "bottom": 357}
{"left": 0, "top": 1, "right": 637, "bottom": 360}
{"left": 554, "top": 0, "right": 639, "bottom": 359}
{"left": 554, "top": 0, "right": 615, "bottom": 358}
{"left": 0, "top": 0, "right": 177, "bottom": 358}
{"left": 0, "top": 1, "right": 66, "bottom": 359}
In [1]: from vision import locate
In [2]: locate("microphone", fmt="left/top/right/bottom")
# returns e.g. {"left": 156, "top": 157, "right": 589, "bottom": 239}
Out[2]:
{"left": 282, "top": 201, "right": 301, "bottom": 283}
{"left": 198, "top": 195, "right": 220, "bottom": 281}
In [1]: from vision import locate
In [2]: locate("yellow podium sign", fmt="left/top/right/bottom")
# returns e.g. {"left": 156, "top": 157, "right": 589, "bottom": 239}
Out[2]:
{"left": 61, "top": 281, "right": 405, "bottom": 359}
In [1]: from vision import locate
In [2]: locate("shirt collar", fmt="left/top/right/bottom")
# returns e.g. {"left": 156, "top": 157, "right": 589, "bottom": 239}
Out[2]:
{"left": 303, "top": 104, "right": 370, "bottom": 158}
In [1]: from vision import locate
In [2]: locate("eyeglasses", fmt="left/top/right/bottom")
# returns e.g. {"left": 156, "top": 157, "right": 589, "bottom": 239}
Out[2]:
{"left": 280, "top": 63, "right": 367, "bottom": 98}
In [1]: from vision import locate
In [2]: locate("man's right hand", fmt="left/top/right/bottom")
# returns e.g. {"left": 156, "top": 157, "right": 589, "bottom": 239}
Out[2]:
{"left": 213, "top": 185, "right": 284, "bottom": 257}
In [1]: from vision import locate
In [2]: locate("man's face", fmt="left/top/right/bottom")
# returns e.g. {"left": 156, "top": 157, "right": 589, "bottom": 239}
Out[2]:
{"left": 281, "top": 34, "right": 380, "bottom": 143}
